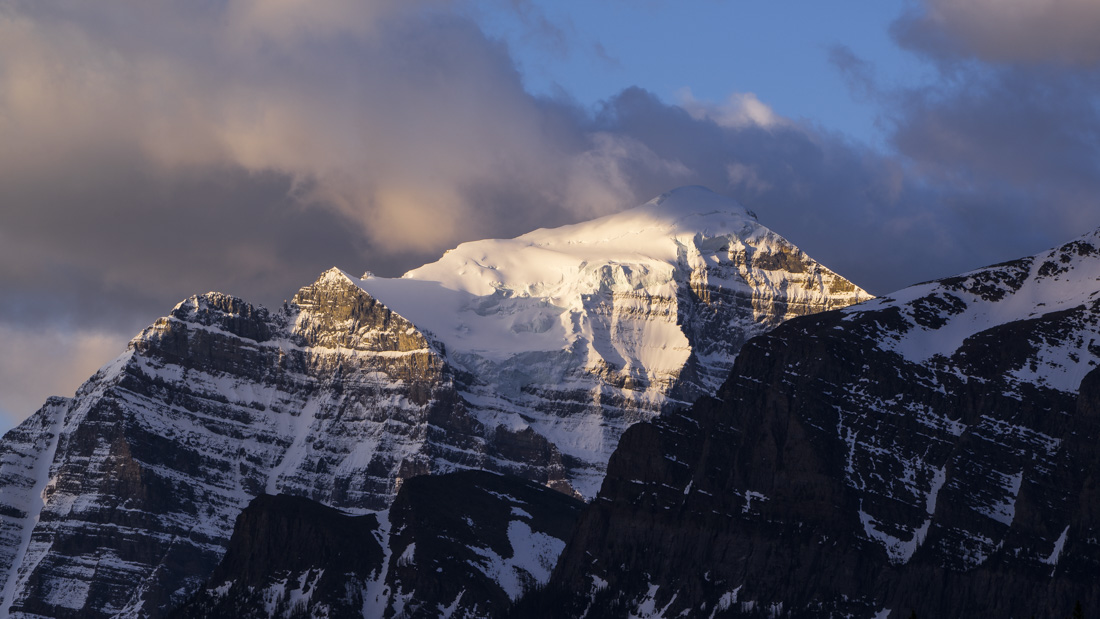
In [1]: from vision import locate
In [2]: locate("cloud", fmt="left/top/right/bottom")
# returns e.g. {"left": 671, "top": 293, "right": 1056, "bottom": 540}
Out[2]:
{"left": 0, "top": 0, "right": 1083, "bottom": 313}
{"left": 585, "top": 88, "right": 1003, "bottom": 294}
{"left": 876, "top": 1, "right": 1100, "bottom": 252}
{"left": 0, "top": 0, "right": 638, "bottom": 258}
{"left": 0, "top": 324, "right": 129, "bottom": 431}
{"left": 0, "top": 2, "right": 641, "bottom": 319}
{"left": 828, "top": 45, "right": 879, "bottom": 100}
{"left": 894, "top": 0, "right": 1100, "bottom": 65}
{"left": 678, "top": 88, "right": 785, "bottom": 129}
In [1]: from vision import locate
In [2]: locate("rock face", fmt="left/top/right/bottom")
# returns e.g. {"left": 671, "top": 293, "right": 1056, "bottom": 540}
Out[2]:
{"left": 531, "top": 232, "right": 1100, "bottom": 618}
{"left": 172, "top": 495, "right": 386, "bottom": 619}
{"left": 0, "top": 280, "right": 458, "bottom": 619}
{"left": 175, "top": 471, "right": 583, "bottom": 618}
{"left": 0, "top": 186, "right": 868, "bottom": 617}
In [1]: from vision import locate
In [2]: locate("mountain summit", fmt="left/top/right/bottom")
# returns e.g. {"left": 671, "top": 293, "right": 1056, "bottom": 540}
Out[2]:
{"left": 0, "top": 187, "right": 868, "bottom": 617}
{"left": 358, "top": 185, "right": 869, "bottom": 495}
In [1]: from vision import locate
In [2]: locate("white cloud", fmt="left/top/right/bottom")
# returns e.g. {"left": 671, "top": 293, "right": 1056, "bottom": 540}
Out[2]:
{"left": 678, "top": 88, "right": 786, "bottom": 129}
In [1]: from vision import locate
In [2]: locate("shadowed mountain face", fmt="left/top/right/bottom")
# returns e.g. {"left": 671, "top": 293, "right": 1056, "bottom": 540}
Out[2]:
{"left": 175, "top": 471, "right": 583, "bottom": 619}
{"left": 525, "top": 232, "right": 1100, "bottom": 618}
{"left": 0, "top": 188, "right": 868, "bottom": 617}
{"left": 173, "top": 495, "right": 386, "bottom": 619}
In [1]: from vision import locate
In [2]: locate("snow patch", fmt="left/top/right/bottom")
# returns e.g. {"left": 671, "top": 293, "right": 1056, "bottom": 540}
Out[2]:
{"left": 1042, "top": 525, "right": 1070, "bottom": 568}
{"left": 977, "top": 470, "right": 1023, "bottom": 526}
{"left": 709, "top": 586, "right": 741, "bottom": 618}
{"left": 629, "top": 583, "right": 678, "bottom": 619}
{"left": 469, "top": 518, "right": 566, "bottom": 600}
{"left": 0, "top": 400, "right": 68, "bottom": 615}
{"left": 858, "top": 503, "right": 929, "bottom": 565}
{"left": 926, "top": 466, "right": 947, "bottom": 515}
{"left": 742, "top": 490, "right": 768, "bottom": 514}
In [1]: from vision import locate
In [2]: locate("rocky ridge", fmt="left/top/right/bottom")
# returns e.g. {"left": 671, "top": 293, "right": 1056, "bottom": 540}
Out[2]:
{"left": 527, "top": 230, "right": 1100, "bottom": 617}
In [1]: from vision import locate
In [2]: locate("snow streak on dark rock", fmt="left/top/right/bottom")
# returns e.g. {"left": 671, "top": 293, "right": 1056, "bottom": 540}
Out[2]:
{"left": 527, "top": 231, "right": 1100, "bottom": 618}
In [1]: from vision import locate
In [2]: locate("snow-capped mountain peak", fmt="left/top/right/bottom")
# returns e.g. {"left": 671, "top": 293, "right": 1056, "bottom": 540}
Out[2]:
{"left": 0, "top": 187, "right": 869, "bottom": 617}
{"left": 400, "top": 186, "right": 760, "bottom": 297}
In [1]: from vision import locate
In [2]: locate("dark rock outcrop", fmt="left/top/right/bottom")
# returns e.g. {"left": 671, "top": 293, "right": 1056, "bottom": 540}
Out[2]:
{"left": 177, "top": 471, "right": 583, "bottom": 618}
{"left": 173, "top": 495, "right": 384, "bottom": 619}
{"left": 525, "top": 232, "right": 1100, "bottom": 618}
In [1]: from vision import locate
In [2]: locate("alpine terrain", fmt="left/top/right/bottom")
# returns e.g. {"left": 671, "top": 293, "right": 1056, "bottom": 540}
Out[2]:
{"left": 0, "top": 186, "right": 869, "bottom": 617}
{"left": 175, "top": 470, "right": 584, "bottom": 618}
{"left": 527, "top": 230, "right": 1100, "bottom": 617}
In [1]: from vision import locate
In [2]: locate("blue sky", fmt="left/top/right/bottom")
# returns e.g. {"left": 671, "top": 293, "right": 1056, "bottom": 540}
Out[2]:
{"left": 1, "top": 0, "right": 1100, "bottom": 430}
{"left": 480, "top": 1, "right": 932, "bottom": 146}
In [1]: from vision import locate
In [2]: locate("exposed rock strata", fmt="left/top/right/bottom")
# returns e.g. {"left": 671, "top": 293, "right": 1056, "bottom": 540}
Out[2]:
{"left": 528, "top": 232, "right": 1100, "bottom": 618}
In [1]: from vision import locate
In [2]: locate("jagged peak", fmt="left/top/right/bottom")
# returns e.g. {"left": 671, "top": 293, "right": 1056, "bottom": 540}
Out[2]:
{"left": 316, "top": 266, "right": 356, "bottom": 284}
{"left": 164, "top": 293, "right": 273, "bottom": 343}
{"left": 840, "top": 226, "right": 1100, "bottom": 379}
{"left": 290, "top": 267, "right": 373, "bottom": 306}
{"left": 299, "top": 267, "right": 372, "bottom": 297}
{"left": 170, "top": 292, "right": 268, "bottom": 321}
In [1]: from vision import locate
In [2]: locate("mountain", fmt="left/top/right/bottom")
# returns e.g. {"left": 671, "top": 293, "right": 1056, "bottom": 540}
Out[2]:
{"left": 175, "top": 471, "right": 582, "bottom": 618}
{"left": 355, "top": 185, "right": 869, "bottom": 496}
{"left": 0, "top": 186, "right": 869, "bottom": 617}
{"left": 528, "top": 231, "right": 1100, "bottom": 617}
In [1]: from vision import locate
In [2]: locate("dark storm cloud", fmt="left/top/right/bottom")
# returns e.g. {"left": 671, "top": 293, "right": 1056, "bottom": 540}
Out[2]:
{"left": 11, "top": 0, "right": 1072, "bottom": 336}
{"left": 0, "top": 162, "right": 374, "bottom": 332}
{"left": 878, "top": 0, "right": 1100, "bottom": 266}
{"left": 1, "top": 0, "right": 1087, "bottom": 321}
{"left": 892, "top": 68, "right": 1100, "bottom": 203}
{"left": 817, "top": 0, "right": 1100, "bottom": 297}
{"left": 0, "top": 0, "right": 630, "bottom": 326}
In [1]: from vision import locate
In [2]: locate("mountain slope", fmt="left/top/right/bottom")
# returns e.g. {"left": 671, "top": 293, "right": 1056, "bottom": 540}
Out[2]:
{"left": 0, "top": 186, "right": 868, "bottom": 617}
{"left": 0, "top": 285, "right": 460, "bottom": 618}
{"left": 530, "top": 230, "right": 1100, "bottom": 618}
{"left": 176, "top": 471, "right": 583, "bottom": 618}
{"left": 359, "top": 185, "right": 870, "bottom": 495}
